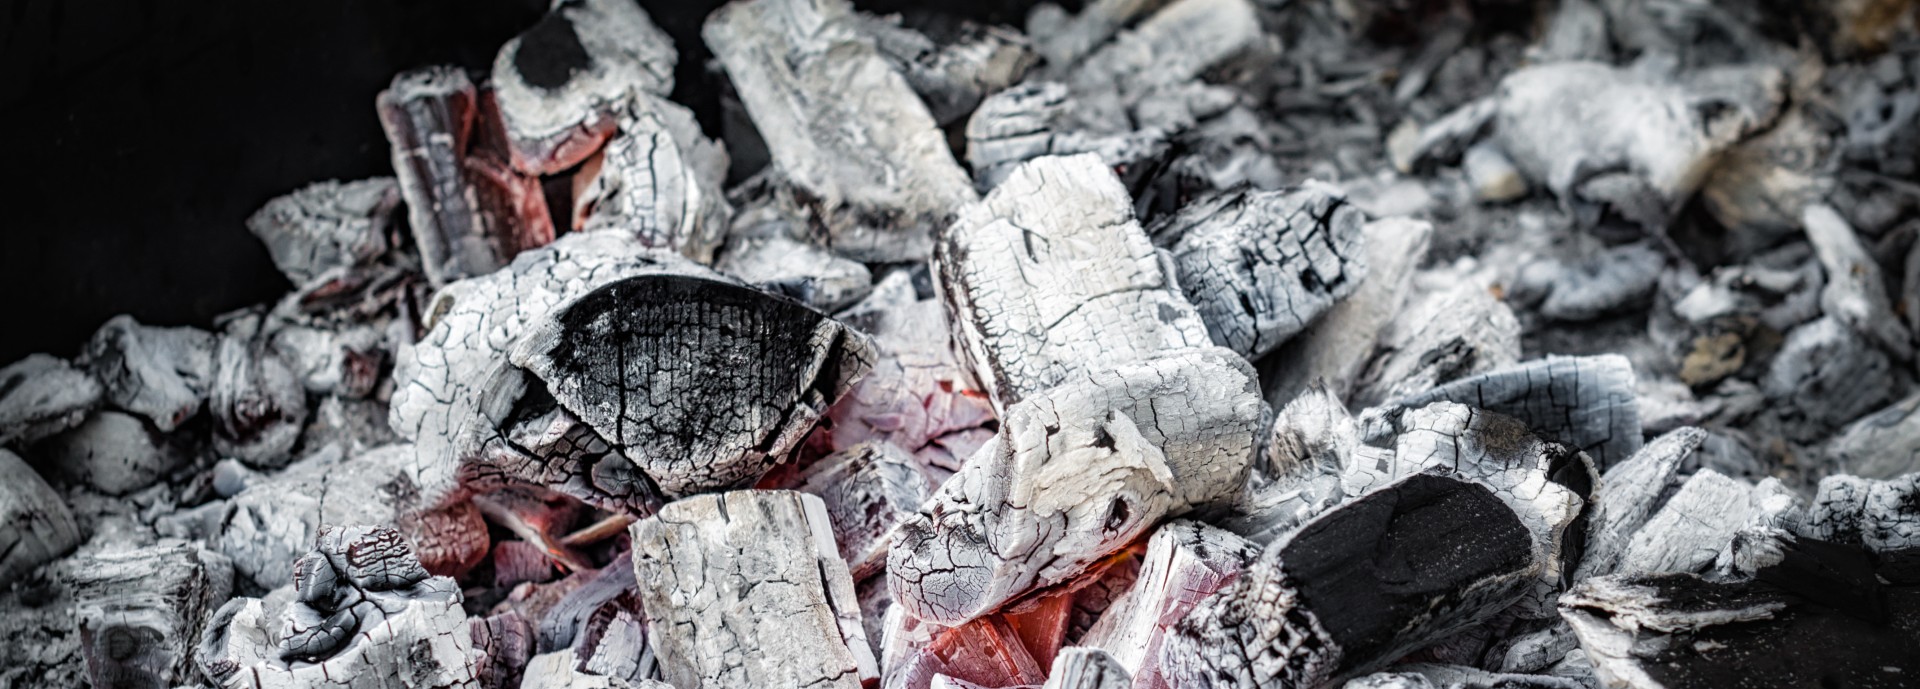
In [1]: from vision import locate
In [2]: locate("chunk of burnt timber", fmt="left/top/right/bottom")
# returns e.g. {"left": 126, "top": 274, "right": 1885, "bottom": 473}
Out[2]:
{"left": 629, "top": 490, "right": 878, "bottom": 689}
{"left": 520, "top": 651, "right": 673, "bottom": 689}
{"left": 796, "top": 442, "right": 932, "bottom": 580}
{"left": 1045, "top": 647, "right": 1132, "bottom": 689}
{"left": 389, "top": 232, "right": 718, "bottom": 504}
{"left": 208, "top": 327, "right": 309, "bottom": 469}
{"left": 1560, "top": 571, "right": 1920, "bottom": 689}
{"left": 1804, "top": 202, "right": 1913, "bottom": 360}
{"left": 79, "top": 315, "right": 217, "bottom": 433}
{"left": 377, "top": 67, "right": 554, "bottom": 287}
{"left": 1827, "top": 392, "right": 1920, "bottom": 479}
{"left": 1343, "top": 664, "right": 1588, "bottom": 689}
{"left": 1362, "top": 355, "right": 1642, "bottom": 470}
{"left": 715, "top": 231, "right": 872, "bottom": 313}
{"left": 215, "top": 444, "right": 488, "bottom": 589}
{"left": 1148, "top": 183, "right": 1369, "bottom": 360}
{"left": 0, "top": 447, "right": 82, "bottom": 586}
{"left": 490, "top": 0, "right": 677, "bottom": 175}
{"left": 1062, "top": 0, "right": 1261, "bottom": 133}
{"left": 964, "top": 81, "right": 1171, "bottom": 193}
{"left": 1222, "top": 385, "right": 1364, "bottom": 545}
{"left": 1080, "top": 521, "right": 1257, "bottom": 689}
{"left": 1350, "top": 280, "right": 1521, "bottom": 409}
{"left": 574, "top": 94, "right": 731, "bottom": 263}
{"left": 197, "top": 525, "right": 482, "bottom": 689}
{"left": 1763, "top": 316, "right": 1894, "bottom": 443}
{"left": 1615, "top": 469, "right": 1755, "bottom": 575}
{"left": 888, "top": 348, "right": 1263, "bottom": 624}
{"left": 1575, "top": 427, "right": 1705, "bottom": 579}
{"left": 826, "top": 274, "right": 998, "bottom": 473}
{"left": 1396, "top": 62, "right": 1784, "bottom": 232}
{"left": 703, "top": 0, "right": 978, "bottom": 263}
{"left": 1024, "top": 0, "right": 1171, "bottom": 75}
{"left": 264, "top": 319, "right": 386, "bottom": 399}
{"left": 36, "top": 410, "right": 186, "bottom": 495}
{"left": 470, "top": 611, "right": 535, "bottom": 689}
{"left": 937, "top": 154, "right": 1212, "bottom": 407}
{"left": 245, "top": 178, "right": 400, "bottom": 286}
{"left": 1803, "top": 473, "right": 1920, "bottom": 553}
{"left": 848, "top": 14, "right": 1036, "bottom": 126}
{"left": 510, "top": 273, "right": 874, "bottom": 499}
{"left": 1162, "top": 474, "right": 1543, "bottom": 689}
{"left": 1527, "top": 241, "right": 1665, "bottom": 322}
{"left": 69, "top": 541, "right": 234, "bottom": 689}
{"left": 1261, "top": 217, "right": 1433, "bottom": 405}
{"left": 0, "top": 353, "right": 103, "bottom": 445}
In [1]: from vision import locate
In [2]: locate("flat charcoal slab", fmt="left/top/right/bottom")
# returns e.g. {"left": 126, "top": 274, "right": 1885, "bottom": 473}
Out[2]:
{"left": 629, "top": 490, "right": 877, "bottom": 689}
{"left": 1163, "top": 473, "right": 1538, "bottom": 689}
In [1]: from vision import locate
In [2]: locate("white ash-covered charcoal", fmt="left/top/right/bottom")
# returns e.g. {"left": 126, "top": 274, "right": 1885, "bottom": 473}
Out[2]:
{"left": 1655, "top": 247, "right": 1825, "bottom": 387}
{"left": 1575, "top": 427, "right": 1705, "bottom": 579}
{"left": 1023, "top": 0, "right": 1171, "bottom": 77}
{"left": 68, "top": 540, "right": 234, "bottom": 689}
{"left": 1510, "top": 241, "right": 1665, "bottom": 322}
{"left": 1343, "top": 663, "right": 1588, "bottom": 689}
{"left": 0, "top": 447, "right": 83, "bottom": 587}
{"left": 1079, "top": 521, "right": 1257, "bottom": 689}
{"left": 1261, "top": 217, "right": 1433, "bottom": 405}
{"left": 1395, "top": 61, "right": 1785, "bottom": 232}
{"left": 79, "top": 315, "right": 218, "bottom": 433}
{"left": 207, "top": 324, "right": 309, "bottom": 469}
{"left": 1802, "top": 473, "right": 1920, "bottom": 553}
{"left": 0, "top": 353, "right": 103, "bottom": 446}
{"left": 1803, "top": 202, "right": 1914, "bottom": 360}
{"left": 214, "top": 444, "right": 489, "bottom": 589}
{"left": 574, "top": 94, "right": 731, "bottom": 263}
{"left": 825, "top": 273, "right": 998, "bottom": 473}
{"left": 629, "top": 490, "right": 878, "bottom": 689}
{"left": 1146, "top": 183, "right": 1369, "bottom": 360}
{"left": 388, "top": 232, "right": 718, "bottom": 506}
{"left": 264, "top": 319, "right": 387, "bottom": 399}
{"left": 1044, "top": 647, "right": 1131, "bottom": 689}
{"left": 848, "top": 14, "right": 1037, "bottom": 126}
{"left": 936, "top": 154, "right": 1212, "bottom": 407}
{"left": 1361, "top": 354, "right": 1642, "bottom": 470}
{"left": 490, "top": 0, "right": 676, "bottom": 176}
{"left": 1220, "top": 385, "right": 1369, "bottom": 546}
{"left": 964, "top": 81, "right": 1172, "bottom": 193}
{"left": 796, "top": 441, "right": 932, "bottom": 580}
{"left": 715, "top": 231, "right": 872, "bottom": 312}
{"left": 1350, "top": 279, "right": 1521, "bottom": 409}
{"left": 1699, "top": 107, "right": 1833, "bottom": 247}
{"left": 1825, "top": 392, "right": 1920, "bottom": 480}
{"left": 1614, "top": 469, "right": 1756, "bottom": 575}
{"left": 1061, "top": 0, "right": 1262, "bottom": 134}
{"left": 1375, "top": 403, "right": 1589, "bottom": 617}
{"left": 35, "top": 410, "right": 186, "bottom": 495}
{"left": 1560, "top": 570, "right": 1920, "bottom": 689}
{"left": 888, "top": 348, "right": 1263, "bottom": 624}
{"left": 520, "top": 651, "right": 673, "bottom": 689}
{"left": 197, "top": 525, "right": 483, "bottom": 689}
{"left": 377, "top": 66, "right": 554, "bottom": 287}
{"left": 245, "top": 178, "right": 400, "bottom": 286}
{"left": 509, "top": 273, "right": 875, "bottom": 499}
{"left": 703, "top": 0, "right": 978, "bottom": 263}
{"left": 1161, "top": 473, "right": 1546, "bottom": 689}
{"left": 1762, "top": 315, "right": 1895, "bottom": 443}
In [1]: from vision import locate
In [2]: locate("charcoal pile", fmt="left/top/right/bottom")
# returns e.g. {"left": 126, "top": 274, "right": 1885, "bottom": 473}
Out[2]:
{"left": 7, "top": 0, "right": 1920, "bottom": 687}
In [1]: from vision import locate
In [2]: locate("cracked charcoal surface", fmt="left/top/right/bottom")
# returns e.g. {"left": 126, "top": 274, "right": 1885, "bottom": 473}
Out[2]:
{"left": 575, "top": 93, "right": 732, "bottom": 263}
{"left": 630, "top": 490, "right": 878, "bottom": 689}
{"left": 512, "top": 273, "right": 874, "bottom": 499}
{"left": 490, "top": 0, "right": 677, "bottom": 176}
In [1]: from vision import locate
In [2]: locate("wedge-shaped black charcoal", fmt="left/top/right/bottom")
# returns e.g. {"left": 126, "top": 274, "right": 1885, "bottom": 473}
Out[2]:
{"left": 1163, "top": 473, "right": 1539, "bottom": 689}
{"left": 512, "top": 274, "right": 874, "bottom": 498}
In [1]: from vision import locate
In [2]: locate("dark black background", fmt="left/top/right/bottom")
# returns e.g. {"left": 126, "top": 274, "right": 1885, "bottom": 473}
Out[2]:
{"left": 1, "top": 0, "right": 1044, "bottom": 365}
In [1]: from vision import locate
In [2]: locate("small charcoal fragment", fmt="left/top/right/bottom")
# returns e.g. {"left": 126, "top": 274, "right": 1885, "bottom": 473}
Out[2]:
{"left": 0, "top": 353, "right": 104, "bottom": 445}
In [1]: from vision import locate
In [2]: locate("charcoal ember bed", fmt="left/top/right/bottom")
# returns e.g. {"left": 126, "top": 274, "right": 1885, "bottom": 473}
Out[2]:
{"left": 9, "top": 0, "right": 1920, "bottom": 688}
